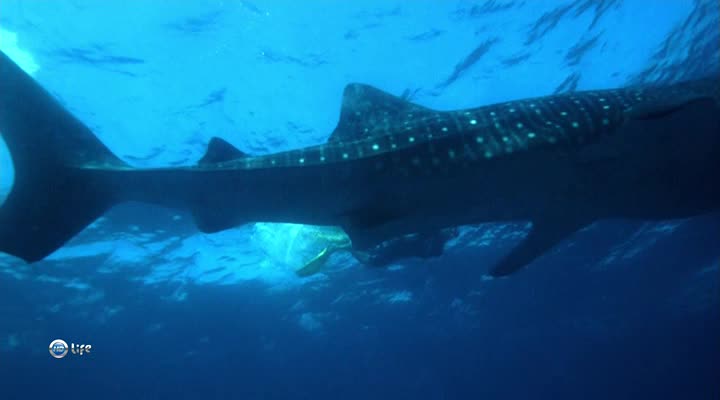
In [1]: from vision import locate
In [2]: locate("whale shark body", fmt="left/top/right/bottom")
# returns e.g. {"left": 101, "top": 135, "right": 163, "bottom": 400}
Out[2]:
{"left": 1, "top": 50, "right": 718, "bottom": 276}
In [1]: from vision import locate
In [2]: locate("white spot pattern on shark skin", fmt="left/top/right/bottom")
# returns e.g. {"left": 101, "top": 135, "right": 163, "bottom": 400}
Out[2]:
{"left": 470, "top": 119, "right": 477, "bottom": 125}
{"left": 218, "top": 81, "right": 704, "bottom": 171}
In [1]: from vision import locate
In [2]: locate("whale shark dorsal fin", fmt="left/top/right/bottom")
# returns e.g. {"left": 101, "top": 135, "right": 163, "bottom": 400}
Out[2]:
{"left": 329, "top": 83, "right": 430, "bottom": 142}
{"left": 198, "top": 137, "right": 247, "bottom": 166}
{"left": 490, "top": 216, "right": 592, "bottom": 277}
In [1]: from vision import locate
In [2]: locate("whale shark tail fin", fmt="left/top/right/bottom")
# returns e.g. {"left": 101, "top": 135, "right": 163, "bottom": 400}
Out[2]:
{"left": 0, "top": 50, "right": 128, "bottom": 262}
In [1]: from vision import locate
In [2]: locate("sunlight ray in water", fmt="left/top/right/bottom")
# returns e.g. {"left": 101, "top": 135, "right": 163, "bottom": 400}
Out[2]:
{"left": 0, "top": 28, "right": 37, "bottom": 207}
{"left": 0, "top": 134, "right": 13, "bottom": 207}
{"left": 0, "top": 28, "right": 39, "bottom": 75}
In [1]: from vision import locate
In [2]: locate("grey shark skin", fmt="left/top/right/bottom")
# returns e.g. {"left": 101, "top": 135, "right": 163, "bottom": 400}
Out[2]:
{"left": 1, "top": 49, "right": 719, "bottom": 276}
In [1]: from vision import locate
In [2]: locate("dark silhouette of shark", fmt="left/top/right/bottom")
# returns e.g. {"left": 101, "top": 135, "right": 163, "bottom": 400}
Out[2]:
{"left": 0, "top": 50, "right": 718, "bottom": 276}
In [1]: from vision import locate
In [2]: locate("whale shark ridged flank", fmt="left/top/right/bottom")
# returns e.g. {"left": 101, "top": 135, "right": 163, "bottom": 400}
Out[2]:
{"left": 0, "top": 50, "right": 719, "bottom": 276}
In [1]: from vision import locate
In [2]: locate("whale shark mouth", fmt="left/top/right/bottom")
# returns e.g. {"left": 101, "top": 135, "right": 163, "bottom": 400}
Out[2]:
{"left": 0, "top": 133, "right": 14, "bottom": 207}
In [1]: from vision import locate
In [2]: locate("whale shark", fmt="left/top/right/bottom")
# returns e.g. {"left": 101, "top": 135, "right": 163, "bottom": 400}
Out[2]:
{"left": 0, "top": 50, "right": 718, "bottom": 276}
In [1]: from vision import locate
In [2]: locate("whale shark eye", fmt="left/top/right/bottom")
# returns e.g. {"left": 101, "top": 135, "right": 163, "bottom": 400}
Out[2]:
{"left": 0, "top": 133, "right": 14, "bottom": 207}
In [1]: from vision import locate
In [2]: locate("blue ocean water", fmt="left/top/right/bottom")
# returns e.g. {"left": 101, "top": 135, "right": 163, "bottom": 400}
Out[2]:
{"left": 0, "top": 1, "right": 719, "bottom": 399}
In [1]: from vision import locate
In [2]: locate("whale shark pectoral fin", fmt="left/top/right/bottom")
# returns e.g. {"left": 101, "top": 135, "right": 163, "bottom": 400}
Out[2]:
{"left": 490, "top": 216, "right": 592, "bottom": 277}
